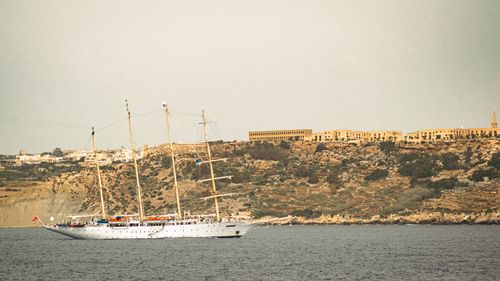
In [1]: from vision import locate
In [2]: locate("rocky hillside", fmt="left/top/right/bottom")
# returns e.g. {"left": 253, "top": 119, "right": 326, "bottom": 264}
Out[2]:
{"left": 1, "top": 139, "right": 499, "bottom": 227}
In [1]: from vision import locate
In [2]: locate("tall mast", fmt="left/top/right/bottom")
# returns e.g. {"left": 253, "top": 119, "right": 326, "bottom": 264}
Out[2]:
{"left": 163, "top": 102, "right": 182, "bottom": 220}
{"left": 91, "top": 127, "right": 106, "bottom": 220}
{"left": 201, "top": 110, "right": 221, "bottom": 222}
{"left": 126, "top": 100, "right": 144, "bottom": 222}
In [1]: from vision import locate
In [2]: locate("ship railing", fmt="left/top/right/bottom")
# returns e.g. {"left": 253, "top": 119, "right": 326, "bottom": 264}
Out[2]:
{"left": 66, "top": 214, "right": 100, "bottom": 220}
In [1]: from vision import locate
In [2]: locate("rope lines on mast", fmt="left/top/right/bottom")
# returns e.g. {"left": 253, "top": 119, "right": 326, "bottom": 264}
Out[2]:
{"left": 94, "top": 117, "right": 128, "bottom": 133}
{"left": 94, "top": 110, "right": 162, "bottom": 133}
{"left": 81, "top": 108, "right": 214, "bottom": 162}
{"left": 133, "top": 109, "right": 163, "bottom": 118}
{"left": 168, "top": 113, "right": 204, "bottom": 161}
{"left": 171, "top": 109, "right": 201, "bottom": 118}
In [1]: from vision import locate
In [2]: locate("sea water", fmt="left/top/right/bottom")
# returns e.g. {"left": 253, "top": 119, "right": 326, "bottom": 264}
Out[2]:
{"left": 1, "top": 225, "right": 499, "bottom": 280}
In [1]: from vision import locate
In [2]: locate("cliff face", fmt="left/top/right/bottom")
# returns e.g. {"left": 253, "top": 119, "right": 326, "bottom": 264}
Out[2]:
{"left": 1, "top": 139, "right": 499, "bottom": 227}
{"left": 0, "top": 173, "right": 89, "bottom": 227}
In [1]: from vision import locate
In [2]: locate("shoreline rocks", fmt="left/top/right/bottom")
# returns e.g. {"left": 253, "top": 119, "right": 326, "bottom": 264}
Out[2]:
{"left": 258, "top": 211, "right": 500, "bottom": 225}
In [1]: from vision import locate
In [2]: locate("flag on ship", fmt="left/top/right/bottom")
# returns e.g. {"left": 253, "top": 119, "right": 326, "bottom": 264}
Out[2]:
{"left": 32, "top": 216, "right": 39, "bottom": 222}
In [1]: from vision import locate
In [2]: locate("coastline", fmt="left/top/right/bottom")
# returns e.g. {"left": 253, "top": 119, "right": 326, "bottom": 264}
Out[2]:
{"left": 259, "top": 211, "right": 500, "bottom": 225}
{"left": 1, "top": 212, "right": 499, "bottom": 228}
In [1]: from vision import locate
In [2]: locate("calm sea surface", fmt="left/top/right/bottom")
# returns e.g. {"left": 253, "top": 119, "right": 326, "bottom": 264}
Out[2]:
{"left": 0, "top": 225, "right": 499, "bottom": 280}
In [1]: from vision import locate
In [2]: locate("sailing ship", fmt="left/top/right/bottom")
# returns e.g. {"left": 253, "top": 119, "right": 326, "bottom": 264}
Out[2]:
{"left": 33, "top": 101, "right": 256, "bottom": 239}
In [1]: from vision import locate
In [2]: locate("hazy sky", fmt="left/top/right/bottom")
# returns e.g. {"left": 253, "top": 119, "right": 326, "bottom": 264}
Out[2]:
{"left": 1, "top": 0, "right": 499, "bottom": 154}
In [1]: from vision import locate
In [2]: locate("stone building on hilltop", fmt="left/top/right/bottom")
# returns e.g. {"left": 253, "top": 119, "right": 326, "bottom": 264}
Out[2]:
{"left": 312, "top": 130, "right": 402, "bottom": 143}
{"left": 248, "top": 129, "right": 313, "bottom": 142}
{"left": 404, "top": 111, "right": 499, "bottom": 143}
{"left": 248, "top": 112, "right": 498, "bottom": 143}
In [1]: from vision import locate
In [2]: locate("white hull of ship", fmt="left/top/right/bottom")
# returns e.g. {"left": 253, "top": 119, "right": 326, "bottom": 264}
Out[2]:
{"left": 44, "top": 221, "right": 255, "bottom": 239}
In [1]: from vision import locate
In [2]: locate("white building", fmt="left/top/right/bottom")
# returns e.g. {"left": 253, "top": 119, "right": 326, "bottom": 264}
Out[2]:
{"left": 64, "top": 150, "right": 92, "bottom": 162}
{"left": 15, "top": 154, "right": 60, "bottom": 165}
{"left": 111, "top": 147, "right": 144, "bottom": 162}
{"left": 84, "top": 153, "right": 112, "bottom": 166}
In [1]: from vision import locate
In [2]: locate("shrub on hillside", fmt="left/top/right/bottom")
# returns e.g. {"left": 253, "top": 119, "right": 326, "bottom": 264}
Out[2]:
{"left": 488, "top": 152, "right": 500, "bottom": 170}
{"left": 365, "top": 169, "right": 389, "bottom": 181}
{"left": 398, "top": 153, "right": 420, "bottom": 164}
{"left": 183, "top": 163, "right": 194, "bottom": 178}
{"left": 231, "top": 170, "right": 243, "bottom": 183}
{"left": 464, "top": 147, "right": 473, "bottom": 162}
{"left": 429, "top": 177, "right": 458, "bottom": 190}
{"left": 315, "top": 143, "right": 328, "bottom": 153}
{"left": 277, "top": 158, "right": 290, "bottom": 168}
{"left": 308, "top": 170, "right": 319, "bottom": 184}
{"left": 393, "top": 186, "right": 439, "bottom": 211}
{"left": 399, "top": 154, "right": 438, "bottom": 178}
{"left": 253, "top": 209, "right": 287, "bottom": 218}
{"left": 291, "top": 208, "right": 321, "bottom": 218}
{"left": 326, "top": 169, "right": 342, "bottom": 185}
{"left": 279, "top": 141, "right": 291, "bottom": 149}
{"left": 295, "top": 166, "right": 311, "bottom": 178}
{"left": 248, "top": 143, "right": 287, "bottom": 161}
{"left": 440, "top": 153, "right": 461, "bottom": 170}
{"left": 160, "top": 156, "right": 172, "bottom": 168}
{"left": 470, "top": 168, "right": 498, "bottom": 182}
{"left": 193, "top": 164, "right": 210, "bottom": 181}
{"left": 0, "top": 170, "right": 28, "bottom": 180}
{"left": 233, "top": 148, "right": 249, "bottom": 157}
{"left": 379, "top": 141, "right": 396, "bottom": 154}
{"left": 255, "top": 177, "right": 268, "bottom": 186}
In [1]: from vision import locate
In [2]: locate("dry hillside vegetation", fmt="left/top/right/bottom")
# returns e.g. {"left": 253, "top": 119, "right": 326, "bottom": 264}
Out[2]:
{"left": 1, "top": 139, "right": 499, "bottom": 226}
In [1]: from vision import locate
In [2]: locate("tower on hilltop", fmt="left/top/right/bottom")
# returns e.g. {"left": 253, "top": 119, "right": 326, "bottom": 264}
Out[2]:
{"left": 492, "top": 111, "right": 498, "bottom": 128}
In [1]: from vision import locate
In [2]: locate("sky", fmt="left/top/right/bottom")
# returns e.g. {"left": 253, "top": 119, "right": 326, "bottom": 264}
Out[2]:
{"left": 1, "top": 0, "right": 499, "bottom": 154}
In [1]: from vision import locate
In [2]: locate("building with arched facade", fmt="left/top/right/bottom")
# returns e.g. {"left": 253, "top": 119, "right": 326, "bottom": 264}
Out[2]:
{"left": 404, "top": 111, "right": 499, "bottom": 143}
{"left": 248, "top": 112, "right": 499, "bottom": 143}
{"left": 248, "top": 129, "right": 313, "bottom": 142}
